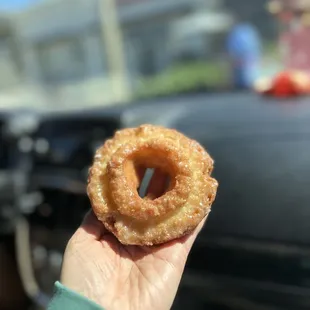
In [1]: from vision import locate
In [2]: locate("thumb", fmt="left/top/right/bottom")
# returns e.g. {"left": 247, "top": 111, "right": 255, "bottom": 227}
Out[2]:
{"left": 73, "top": 210, "right": 106, "bottom": 242}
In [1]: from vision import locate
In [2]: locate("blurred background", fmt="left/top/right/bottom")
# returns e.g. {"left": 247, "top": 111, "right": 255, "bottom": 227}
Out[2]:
{"left": 0, "top": 0, "right": 283, "bottom": 109}
{"left": 2, "top": 0, "right": 310, "bottom": 309}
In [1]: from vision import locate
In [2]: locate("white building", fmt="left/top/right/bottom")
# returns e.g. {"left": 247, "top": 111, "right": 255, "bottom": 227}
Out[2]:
{"left": 0, "top": 14, "right": 49, "bottom": 109}
{"left": 0, "top": 15, "right": 22, "bottom": 89}
{"left": 9, "top": 0, "right": 232, "bottom": 109}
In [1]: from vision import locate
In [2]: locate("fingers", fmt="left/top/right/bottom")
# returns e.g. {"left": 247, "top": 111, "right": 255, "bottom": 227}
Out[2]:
{"left": 74, "top": 210, "right": 106, "bottom": 242}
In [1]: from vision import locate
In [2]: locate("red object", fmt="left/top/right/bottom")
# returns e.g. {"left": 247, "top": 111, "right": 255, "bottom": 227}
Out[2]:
{"left": 258, "top": 71, "right": 310, "bottom": 98}
{"left": 270, "top": 72, "right": 299, "bottom": 97}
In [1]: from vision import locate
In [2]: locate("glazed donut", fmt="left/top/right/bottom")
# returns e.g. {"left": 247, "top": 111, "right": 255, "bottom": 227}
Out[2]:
{"left": 87, "top": 125, "right": 218, "bottom": 246}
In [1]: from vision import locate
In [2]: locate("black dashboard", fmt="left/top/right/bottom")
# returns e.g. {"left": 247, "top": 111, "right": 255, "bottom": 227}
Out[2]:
{"left": 0, "top": 113, "right": 11, "bottom": 169}
{"left": 3, "top": 93, "right": 310, "bottom": 309}
{"left": 32, "top": 115, "right": 121, "bottom": 169}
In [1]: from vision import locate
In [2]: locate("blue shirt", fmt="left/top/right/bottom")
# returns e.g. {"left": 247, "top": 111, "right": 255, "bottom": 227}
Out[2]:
{"left": 227, "top": 23, "right": 261, "bottom": 63}
{"left": 227, "top": 23, "right": 262, "bottom": 88}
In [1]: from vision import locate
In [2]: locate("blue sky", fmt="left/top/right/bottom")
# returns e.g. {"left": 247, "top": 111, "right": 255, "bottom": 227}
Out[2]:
{"left": 0, "top": 0, "right": 41, "bottom": 11}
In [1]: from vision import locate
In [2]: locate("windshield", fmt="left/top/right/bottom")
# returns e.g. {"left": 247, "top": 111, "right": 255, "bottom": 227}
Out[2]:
{"left": 0, "top": 0, "right": 304, "bottom": 110}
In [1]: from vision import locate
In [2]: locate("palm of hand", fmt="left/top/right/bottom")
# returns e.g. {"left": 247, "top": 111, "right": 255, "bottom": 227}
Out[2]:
{"left": 61, "top": 170, "right": 205, "bottom": 310}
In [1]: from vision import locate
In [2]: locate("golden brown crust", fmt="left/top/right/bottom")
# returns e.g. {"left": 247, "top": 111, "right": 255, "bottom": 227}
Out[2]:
{"left": 87, "top": 124, "right": 218, "bottom": 246}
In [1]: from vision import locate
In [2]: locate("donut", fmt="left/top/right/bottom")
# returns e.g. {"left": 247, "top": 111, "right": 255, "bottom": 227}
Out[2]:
{"left": 87, "top": 125, "right": 218, "bottom": 246}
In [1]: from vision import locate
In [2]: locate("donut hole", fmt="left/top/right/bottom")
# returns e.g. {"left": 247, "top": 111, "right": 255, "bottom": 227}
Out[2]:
{"left": 122, "top": 147, "right": 177, "bottom": 200}
{"left": 138, "top": 167, "right": 171, "bottom": 199}
{"left": 138, "top": 168, "right": 155, "bottom": 198}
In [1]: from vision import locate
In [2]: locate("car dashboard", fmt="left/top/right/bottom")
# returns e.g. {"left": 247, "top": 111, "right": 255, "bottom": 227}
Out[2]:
{"left": 2, "top": 93, "right": 310, "bottom": 309}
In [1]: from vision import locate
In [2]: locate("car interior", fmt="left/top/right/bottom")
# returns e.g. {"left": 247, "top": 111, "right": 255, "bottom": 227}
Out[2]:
{"left": 1, "top": 0, "right": 310, "bottom": 309}
{"left": 2, "top": 93, "right": 310, "bottom": 309}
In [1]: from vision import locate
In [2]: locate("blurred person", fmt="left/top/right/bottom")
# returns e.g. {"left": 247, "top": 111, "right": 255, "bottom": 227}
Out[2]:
{"left": 278, "top": 10, "right": 310, "bottom": 74}
{"left": 226, "top": 17, "right": 262, "bottom": 90}
{"left": 47, "top": 177, "right": 206, "bottom": 310}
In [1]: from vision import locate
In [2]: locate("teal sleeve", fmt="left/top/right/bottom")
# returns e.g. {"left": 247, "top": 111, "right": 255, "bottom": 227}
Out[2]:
{"left": 48, "top": 281, "right": 104, "bottom": 310}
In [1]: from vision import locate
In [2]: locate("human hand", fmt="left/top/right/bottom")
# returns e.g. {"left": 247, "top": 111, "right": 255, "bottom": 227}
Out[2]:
{"left": 61, "top": 170, "right": 207, "bottom": 310}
